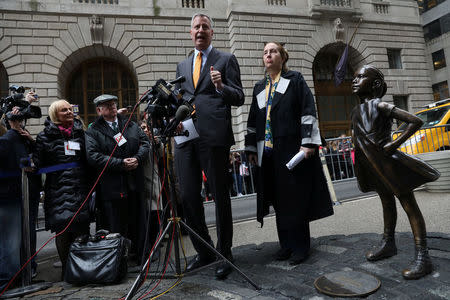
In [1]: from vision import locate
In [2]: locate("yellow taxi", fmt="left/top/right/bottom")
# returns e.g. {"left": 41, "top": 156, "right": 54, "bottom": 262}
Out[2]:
{"left": 393, "top": 98, "right": 450, "bottom": 154}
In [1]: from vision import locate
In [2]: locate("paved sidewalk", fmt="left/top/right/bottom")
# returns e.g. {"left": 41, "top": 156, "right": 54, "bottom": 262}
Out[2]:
{"left": 9, "top": 232, "right": 450, "bottom": 299}
{"left": 3, "top": 191, "right": 450, "bottom": 299}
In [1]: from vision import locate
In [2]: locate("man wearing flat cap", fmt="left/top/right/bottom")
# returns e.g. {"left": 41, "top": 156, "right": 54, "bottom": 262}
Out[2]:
{"left": 85, "top": 94, "right": 150, "bottom": 263}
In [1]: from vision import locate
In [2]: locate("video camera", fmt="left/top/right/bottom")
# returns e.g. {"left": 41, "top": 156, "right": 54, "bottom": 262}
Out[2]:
{"left": 0, "top": 85, "right": 41, "bottom": 122}
{"left": 141, "top": 76, "right": 193, "bottom": 135}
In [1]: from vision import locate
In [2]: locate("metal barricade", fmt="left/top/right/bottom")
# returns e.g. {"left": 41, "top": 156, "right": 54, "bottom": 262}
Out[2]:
{"left": 392, "top": 125, "right": 450, "bottom": 154}
{"left": 322, "top": 136, "right": 355, "bottom": 182}
{"left": 228, "top": 149, "right": 256, "bottom": 198}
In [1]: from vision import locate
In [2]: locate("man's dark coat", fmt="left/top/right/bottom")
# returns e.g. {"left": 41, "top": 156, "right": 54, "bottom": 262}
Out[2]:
{"left": 174, "top": 47, "right": 245, "bottom": 258}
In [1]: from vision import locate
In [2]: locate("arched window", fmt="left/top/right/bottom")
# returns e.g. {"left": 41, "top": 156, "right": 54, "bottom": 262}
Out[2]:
{"left": 66, "top": 58, "right": 137, "bottom": 124}
{"left": 0, "top": 63, "right": 9, "bottom": 98}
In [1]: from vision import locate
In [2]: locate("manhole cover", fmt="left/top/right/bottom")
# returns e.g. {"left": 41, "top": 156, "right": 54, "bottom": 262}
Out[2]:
{"left": 314, "top": 270, "right": 380, "bottom": 297}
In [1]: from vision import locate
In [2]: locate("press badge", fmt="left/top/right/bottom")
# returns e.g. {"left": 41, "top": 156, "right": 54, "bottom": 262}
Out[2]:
{"left": 276, "top": 77, "right": 290, "bottom": 94}
{"left": 64, "top": 141, "right": 76, "bottom": 156}
{"left": 113, "top": 133, "right": 127, "bottom": 146}
{"left": 68, "top": 141, "right": 80, "bottom": 150}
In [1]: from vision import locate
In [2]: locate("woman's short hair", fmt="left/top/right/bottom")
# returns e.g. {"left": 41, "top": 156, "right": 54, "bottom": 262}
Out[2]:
{"left": 363, "top": 65, "right": 387, "bottom": 98}
{"left": 264, "top": 41, "right": 289, "bottom": 73}
{"left": 48, "top": 99, "right": 71, "bottom": 124}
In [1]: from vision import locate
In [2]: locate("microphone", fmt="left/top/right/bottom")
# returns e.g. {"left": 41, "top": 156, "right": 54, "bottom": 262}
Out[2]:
{"left": 173, "top": 105, "right": 190, "bottom": 123}
{"left": 163, "top": 105, "right": 190, "bottom": 136}
{"left": 169, "top": 76, "right": 186, "bottom": 85}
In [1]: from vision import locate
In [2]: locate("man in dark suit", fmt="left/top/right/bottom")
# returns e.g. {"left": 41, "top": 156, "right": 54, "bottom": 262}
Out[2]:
{"left": 175, "top": 13, "right": 245, "bottom": 279}
{"left": 85, "top": 95, "right": 150, "bottom": 263}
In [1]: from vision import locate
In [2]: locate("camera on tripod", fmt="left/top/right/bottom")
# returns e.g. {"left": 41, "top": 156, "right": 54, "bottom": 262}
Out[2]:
{"left": 141, "top": 76, "right": 193, "bottom": 136}
{"left": 0, "top": 85, "right": 41, "bottom": 122}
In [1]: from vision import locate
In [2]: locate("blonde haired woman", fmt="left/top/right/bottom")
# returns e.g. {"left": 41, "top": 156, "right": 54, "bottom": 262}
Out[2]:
{"left": 33, "top": 100, "right": 91, "bottom": 280}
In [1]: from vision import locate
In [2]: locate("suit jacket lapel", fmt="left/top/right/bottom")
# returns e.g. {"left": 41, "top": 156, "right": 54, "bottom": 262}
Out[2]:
{"left": 185, "top": 54, "right": 195, "bottom": 91}
{"left": 271, "top": 90, "right": 283, "bottom": 111}
{"left": 271, "top": 76, "right": 290, "bottom": 111}
{"left": 95, "top": 118, "right": 116, "bottom": 139}
{"left": 196, "top": 48, "right": 219, "bottom": 91}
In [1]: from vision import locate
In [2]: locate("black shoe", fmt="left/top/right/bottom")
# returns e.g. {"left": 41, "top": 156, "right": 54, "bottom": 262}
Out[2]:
{"left": 289, "top": 251, "right": 308, "bottom": 265}
{"left": 274, "top": 248, "right": 292, "bottom": 261}
{"left": 186, "top": 255, "right": 215, "bottom": 272}
{"left": 215, "top": 261, "right": 233, "bottom": 280}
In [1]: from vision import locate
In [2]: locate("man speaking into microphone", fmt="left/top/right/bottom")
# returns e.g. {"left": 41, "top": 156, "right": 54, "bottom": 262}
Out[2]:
{"left": 174, "top": 13, "right": 244, "bottom": 279}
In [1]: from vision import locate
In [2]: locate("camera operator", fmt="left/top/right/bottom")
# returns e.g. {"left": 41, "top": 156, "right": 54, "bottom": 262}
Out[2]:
{"left": 85, "top": 94, "right": 150, "bottom": 264}
{"left": 1, "top": 90, "right": 40, "bottom": 129}
{"left": 0, "top": 107, "right": 41, "bottom": 289}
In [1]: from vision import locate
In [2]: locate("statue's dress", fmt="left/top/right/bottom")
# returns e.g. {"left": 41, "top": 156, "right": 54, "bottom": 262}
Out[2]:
{"left": 351, "top": 98, "right": 440, "bottom": 197}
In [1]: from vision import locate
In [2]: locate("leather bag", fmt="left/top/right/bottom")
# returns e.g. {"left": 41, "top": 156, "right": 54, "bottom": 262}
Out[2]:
{"left": 65, "top": 231, "right": 131, "bottom": 285}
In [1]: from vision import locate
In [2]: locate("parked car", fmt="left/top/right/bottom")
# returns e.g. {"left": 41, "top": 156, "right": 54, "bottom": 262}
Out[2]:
{"left": 393, "top": 98, "right": 450, "bottom": 154}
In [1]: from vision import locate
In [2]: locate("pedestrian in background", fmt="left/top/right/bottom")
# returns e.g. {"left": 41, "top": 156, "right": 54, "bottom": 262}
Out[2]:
{"left": 245, "top": 42, "right": 333, "bottom": 264}
{"left": 33, "top": 99, "right": 91, "bottom": 280}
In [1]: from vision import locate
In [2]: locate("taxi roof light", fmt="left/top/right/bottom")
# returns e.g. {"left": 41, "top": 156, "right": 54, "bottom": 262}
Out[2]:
{"left": 424, "top": 98, "right": 450, "bottom": 108}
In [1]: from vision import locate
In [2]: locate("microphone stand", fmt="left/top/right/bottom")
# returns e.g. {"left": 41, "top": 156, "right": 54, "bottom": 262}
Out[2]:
{"left": 124, "top": 130, "right": 260, "bottom": 300}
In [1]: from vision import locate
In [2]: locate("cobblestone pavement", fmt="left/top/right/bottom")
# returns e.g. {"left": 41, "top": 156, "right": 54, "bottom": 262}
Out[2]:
{"left": 7, "top": 231, "right": 450, "bottom": 300}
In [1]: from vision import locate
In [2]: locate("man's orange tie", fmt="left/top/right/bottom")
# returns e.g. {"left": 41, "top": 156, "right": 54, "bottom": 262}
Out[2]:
{"left": 193, "top": 52, "right": 202, "bottom": 89}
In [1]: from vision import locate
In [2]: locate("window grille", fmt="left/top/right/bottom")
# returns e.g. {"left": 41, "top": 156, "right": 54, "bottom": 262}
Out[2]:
{"left": 320, "top": 0, "right": 351, "bottom": 8}
{"left": 182, "top": 0, "right": 205, "bottom": 8}
{"left": 75, "top": 0, "right": 119, "bottom": 4}
{"left": 373, "top": 2, "right": 389, "bottom": 14}
{"left": 268, "top": 0, "right": 287, "bottom": 5}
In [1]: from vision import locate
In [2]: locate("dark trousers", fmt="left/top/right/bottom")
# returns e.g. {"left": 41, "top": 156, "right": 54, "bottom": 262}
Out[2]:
{"left": 0, "top": 201, "right": 21, "bottom": 290}
{"left": 56, "top": 227, "right": 88, "bottom": 280}
{"left": 175, "top": 139, "right": 233, "bottom": 259}
{"left": 97, "top": 191, "right": 145, "bottom": 260}
{"left": 262, "top": 153, "right": 311, "bottom": 255}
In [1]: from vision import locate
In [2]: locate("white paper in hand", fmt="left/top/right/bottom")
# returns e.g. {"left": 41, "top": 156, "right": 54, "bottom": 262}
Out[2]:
{"left": 286, "top": 150, "right": 305, "bottom": 170}
{"left": 174, "top": 118, "right": 199, "bottom": 145}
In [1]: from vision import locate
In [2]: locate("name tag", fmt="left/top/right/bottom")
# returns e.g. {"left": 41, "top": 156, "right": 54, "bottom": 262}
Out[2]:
{"left": 276, "top": 77, "right": 290, "bottom": 94}
{"left": 68, "top": 141, "right": 80, "bottom": 150}
{"left": 64, "top": 141, "right": 76, "bottom": 156}
{"left": 113, "top": 133, "right": 127, "bottom": 147}
{"left": 257, "top": 90, "right": 265, "bottom": 109}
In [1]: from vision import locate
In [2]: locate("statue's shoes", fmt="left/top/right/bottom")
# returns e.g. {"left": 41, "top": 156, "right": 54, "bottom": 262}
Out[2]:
{"left": 365, "top": 239, "right": 397, "bottom": 261}
{"left": 402, "top": 250, "right": 433, "bottom": 280}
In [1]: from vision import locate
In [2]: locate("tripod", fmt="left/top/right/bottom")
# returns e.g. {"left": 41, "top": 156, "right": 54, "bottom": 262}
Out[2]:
{"left": 124, "top": 134, "right": 260, "bottom": 300}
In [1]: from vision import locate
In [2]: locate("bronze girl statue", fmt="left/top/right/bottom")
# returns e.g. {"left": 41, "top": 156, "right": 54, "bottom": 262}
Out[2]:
{"left": 351, "top": 65, "right": 440, "bottom": 279}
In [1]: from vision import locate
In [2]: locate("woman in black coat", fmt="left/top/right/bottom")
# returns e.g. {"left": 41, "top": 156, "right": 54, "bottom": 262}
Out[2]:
{"left": 33, "top": 100, "right": 90, "bottom": 279}
{"left": 245, "top": 42, "right": 333, "bottom": 265}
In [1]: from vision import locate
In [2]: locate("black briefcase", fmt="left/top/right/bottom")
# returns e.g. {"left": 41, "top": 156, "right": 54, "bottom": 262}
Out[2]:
{"left": 65, "top": 231, "right": 131, "bottom": 285}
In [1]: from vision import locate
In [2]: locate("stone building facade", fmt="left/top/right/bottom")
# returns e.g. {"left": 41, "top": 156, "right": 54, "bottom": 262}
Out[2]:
{"left": 420, "top": 0, "right": 450, "bottom": 101}
{"left": 0, "top": 0, "right": 433, "bottom": 145}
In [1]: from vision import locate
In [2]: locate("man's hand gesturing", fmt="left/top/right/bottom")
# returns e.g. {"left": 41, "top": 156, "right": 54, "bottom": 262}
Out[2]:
{"left": 210, "top": 66, "right": 224, "bottom": 91}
